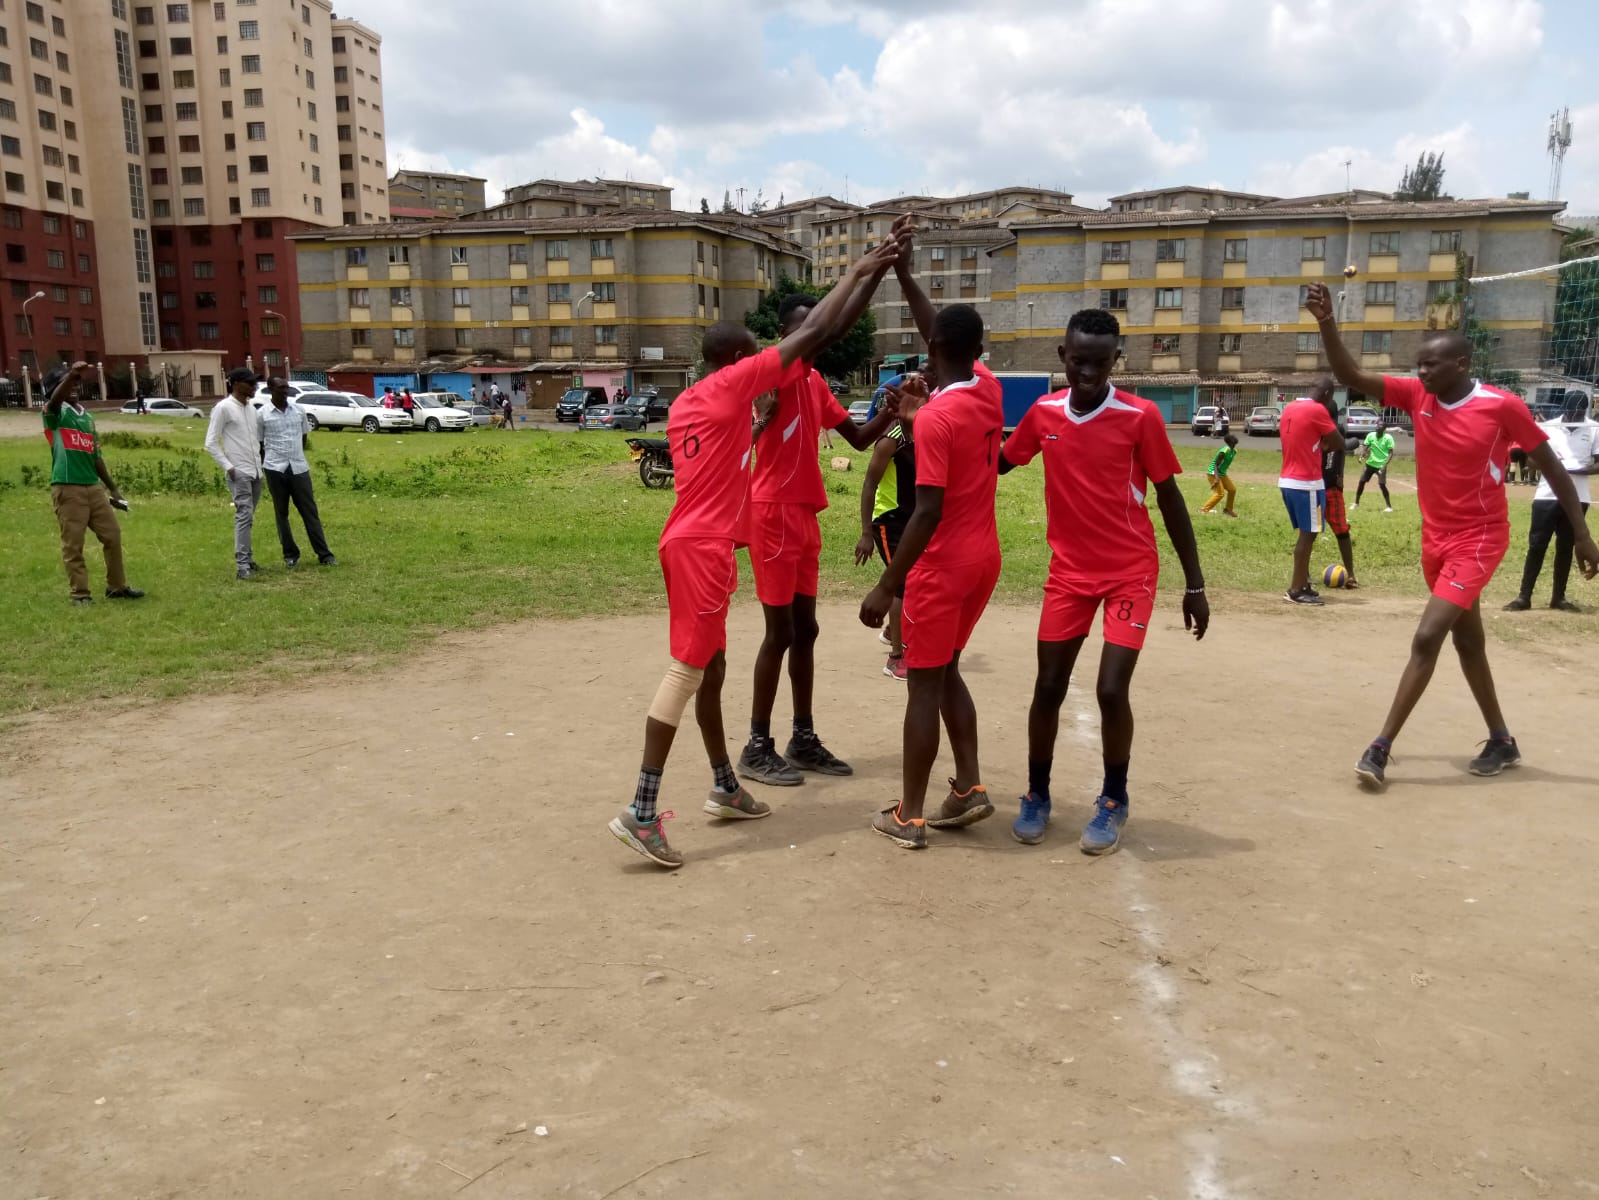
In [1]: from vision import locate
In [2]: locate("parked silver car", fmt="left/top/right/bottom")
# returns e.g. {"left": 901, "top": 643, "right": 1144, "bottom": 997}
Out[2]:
{"left": 121, "top": 398, "right": 205, "bottom": 418}
{"left": 581, "top": 403, "right": 649, "bottom": 431}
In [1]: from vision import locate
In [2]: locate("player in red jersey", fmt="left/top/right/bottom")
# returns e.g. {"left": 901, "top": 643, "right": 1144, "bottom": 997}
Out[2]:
{"left": 999, "top": 308, "right": 1209, "bottom": 855}
{"left": 1308, "top": 282, "right": 1598, "bottom": 789}
{"left": 859, "top": 237, "right": 1004, "bottom": 849}
{"left": 739, "top": 284, "right": 904, "bottom": 787}
{"left": 610, "top": 240, "right": 907, "bottom": 869}
{"left": 1278, "top": 385, "right": 1344, "bottom": 605}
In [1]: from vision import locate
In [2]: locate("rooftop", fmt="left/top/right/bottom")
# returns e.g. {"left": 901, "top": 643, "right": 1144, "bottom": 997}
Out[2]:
{"left": 1108, "top": 185, "right": 1279, "bottom": 204}
{"left": 1012, "top": 197, "right": 1567, "bottom": 232}
{"left": 390, "top": 169, "right": 487, "bottom": 185}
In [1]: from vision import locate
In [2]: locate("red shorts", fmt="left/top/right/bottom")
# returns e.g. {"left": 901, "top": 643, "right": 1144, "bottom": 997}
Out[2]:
{"left": 1325, "top": 488, "right": 1350, "bottom": 536}
{"left": 748, "top": 501, "right": 821, "bottom": 607}
{"left": 1040, "top": 573, "right": 1158, "bottom": 650}
{"left": 660, "top": 536, "right": 738, "bottom": 669}
{"left": 902, "top": 555, "right": 1001, "bottom": 670}
{"left": 1422, "top": 526, "right": 1509, "bottom": 610}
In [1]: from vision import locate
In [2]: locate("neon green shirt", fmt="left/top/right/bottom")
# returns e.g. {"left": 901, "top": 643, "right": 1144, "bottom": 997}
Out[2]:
{"left": 43, "top": 404, "right": 101, "bottom": 486}
{"left": 1208, "top": 445, "right": 1236, "bottom": 477}
{"left": 1363, "top": 432, "right": 1395, "bottom": 468}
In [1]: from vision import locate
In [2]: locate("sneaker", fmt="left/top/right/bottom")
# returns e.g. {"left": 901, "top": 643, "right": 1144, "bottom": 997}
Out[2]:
{"left": 607, "top": 809, "right": 683, "bottom": 869}
{"left": 1223, "top": 510, "right": 1239, "bottom": 519}
{"left": 1469, "top": 736, "right": 1521, "bottom": 777}
{"left": 1551, "top": 598, "right": 1582, "bottom": 613}
{"left": 1502, "top": 596, "right": 1531, "bottom": 612}
{"left": 1080, "top": 796, "right": 1128, "bottom": 856}
{"left": 878, "top": 628, "right": 892, "bottom": 647}
{"left": 319, "top": 555, "right": 338, "bottom": 567}
{"left": 785, "top": 731, "right": 853, "bottom": 777}
{"left": 70, "top": 596, "right": 92, "bottom": 607}
{"left": 1344, "top": 578, "right": 1360, "bottom": 590}
{"left": 927, "top": 779, "right": 994, "bottom": 829}
{"left": 1384, "top": 506, "right": 1394, "bottom": 513}
{"left": 702, "top": 786, "right": 771, "bottom": 820}
{"left": 1285, "top": 587, "right": 1324, "bottom": 606}
{"left": 104, "top": 587, "right": 145, "bottom": 600}
{"left": 236, "top": 565, "right": 259, "bottom": 580}
{"left": 1012, "top": 792, "right": 1052, "bottom": 845}
{"left": 871, "top": 806, "right": 927, "bottom": 849}
{"left": 1355, "top": 742, "right": 1390, "bottom": 791}
{"left": 284, "top": 557, "right": 299, "bottom": 569}
{"left": 883, "top": 655, "right": 907, "bottom": 681}
{"left": 1351, "top": 502, "right": 1360, "bottom": 510}
{"left": 739, "top": 737, "right": 804, "bottom": 787}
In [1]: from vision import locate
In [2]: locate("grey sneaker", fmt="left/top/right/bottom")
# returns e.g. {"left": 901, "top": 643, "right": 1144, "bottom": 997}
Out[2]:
{"left": 739, "top": 737, "right": 803, "bottom": 787}
{"left": 1355, "top": 742, "right": 1390, "bottom": 791}
{"left": 608, "top": 809, "right": 684, "bottom": 869}
{"left": 871, "top": 806, "right": 927, "bottom": 849}
{"left": 236, "top": 564, "right": 259, "bottom": 580}
{"left": 785, "top": 731, "right": 853, "bottom": 776}
{"left": 703, "top": 786, "right": 771, "bottom": 820}
{"left": 1468, "top": 737, "right": 1521, "bottom": 777}
{"left": 926, "top": 779, "right": 995, "bottom": 829}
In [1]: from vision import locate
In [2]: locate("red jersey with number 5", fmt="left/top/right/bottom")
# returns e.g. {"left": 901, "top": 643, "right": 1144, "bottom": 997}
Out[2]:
{"left": 1004, "top": 388, "right": 1182, "bottom": 584}
{"left": 661, "top": 347, "right": 803, "bottom": 549}
{"left": 913, "top": 362, "right": 1004, "bottom": 569}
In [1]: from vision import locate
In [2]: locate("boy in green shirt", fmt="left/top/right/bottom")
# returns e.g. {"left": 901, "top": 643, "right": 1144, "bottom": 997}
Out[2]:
{"left": 41, "top": 362, "right": 143, "bottom": 606}
{"left": 1200, "top": 433, "right": 1239, "bottom": 516}
{"left": 1355, "top": 423, "right": 1396, "bottom": 511}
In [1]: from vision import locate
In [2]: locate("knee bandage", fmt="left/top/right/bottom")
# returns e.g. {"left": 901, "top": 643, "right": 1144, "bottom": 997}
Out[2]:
{"left": 647, "top": 661, "right": 705, "bottom": 727}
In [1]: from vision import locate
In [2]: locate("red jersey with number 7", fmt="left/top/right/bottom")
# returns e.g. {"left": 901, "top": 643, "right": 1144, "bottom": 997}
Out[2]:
{"left": 913, "top": 362, "right": 1004, "bottom": 569}
{"left": 661, "top": 346, "right": 804, "bottom": 549}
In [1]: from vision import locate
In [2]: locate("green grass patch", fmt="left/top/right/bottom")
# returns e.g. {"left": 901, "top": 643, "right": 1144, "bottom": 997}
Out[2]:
{"left": 0, "top": 414, "right": 1585, "bottom": 717}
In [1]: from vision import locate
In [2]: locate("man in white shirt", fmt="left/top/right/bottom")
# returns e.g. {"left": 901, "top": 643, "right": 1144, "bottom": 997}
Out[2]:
{"left": 205, "top": 368, "right": 264, "bottom": 580}
{"left": 260, "top": 376, "right": 336, "bottom": 569}
{"left": 1506, "top": 392, "right": 1597, "bottom": 613}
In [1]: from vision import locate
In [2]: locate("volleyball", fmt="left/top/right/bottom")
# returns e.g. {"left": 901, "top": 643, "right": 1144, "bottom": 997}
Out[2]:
{"left": 1323, "top": 564, "right": 1350, "bottom": 588}
{"left": 1342, "top": 265, "right": 1359, "bottom": 279}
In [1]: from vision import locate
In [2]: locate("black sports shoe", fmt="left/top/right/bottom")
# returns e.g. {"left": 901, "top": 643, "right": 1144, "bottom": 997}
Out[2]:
{"left": 785, "top": 731, "right": 853, "bottom": 776}
{"left": 1469, "top": 736, "right": 1521, "bottom": 777}
{"left": 284, "top": 557, "right": 299, "bottom": 569}
{"left": 738, "top": 736, "right": 803, "bottom": 786}
{"left": 105, "top": 587, "right": 145, "bottom": 600}
{"left": 1502, "top": 595, "right": 1531, "bottom": 611}
{"left": 1551, "top": 598, "right": 1582, "bottom": 613}
{"left": 1356, "top": 742, "right": 1390, "bottom": 791}
{"left": 1285, "top": 587, "right": 1324, "bottom": 606}
{"left": 319, "top": 555, "right": 338, "bottom": 567}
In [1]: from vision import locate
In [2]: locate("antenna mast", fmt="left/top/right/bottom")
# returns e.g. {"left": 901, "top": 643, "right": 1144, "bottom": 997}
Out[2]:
{"left": 1548, "top": 107, "right": 1572, "bottom": 201}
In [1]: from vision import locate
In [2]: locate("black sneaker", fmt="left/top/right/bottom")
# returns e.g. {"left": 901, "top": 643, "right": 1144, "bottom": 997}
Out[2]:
{"left": 738, "top": 736, "right": 803, "bottom": 787}
{"left": 1551, "top": 598, "right": 1582, "bottom": 613}
{"left": 785, "top": 730, "right": 853, "bottom": 776}
{"left": 1285, "top": 587, "right": 1324, "bottom": 606}
{"left": 319, "top": 555, "right": 338, "bottom": 567}
{"left": 284, "top": 557, "right": 299, "bottom": 569}
{"left": 1356, "top": 742, "right": 1390, "bottom": 791}
{"left": 105, "top": 587, "right": 145, "bottom": 600}
{"left": 236, "top": 564, "right": 259, "bottom": 580}
{"left": 1469, "top": 737, "right": 1521, "bottom": 777}
{"left": 1502, "top": 595, "right": 1531, "bottom": 611}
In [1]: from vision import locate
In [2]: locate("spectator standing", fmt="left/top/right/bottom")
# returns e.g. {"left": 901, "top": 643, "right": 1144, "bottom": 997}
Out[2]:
{"left": 206, "top": 368, "right": 265, "bottom": 580}
{"left": 401, "top": 388, "right": 415, "bottom": 422}
{"left": 260, "top": 376, "right": 336, "bottom": 569}
{"left": 502, "top": 393, "right": 516, "bottom": 432}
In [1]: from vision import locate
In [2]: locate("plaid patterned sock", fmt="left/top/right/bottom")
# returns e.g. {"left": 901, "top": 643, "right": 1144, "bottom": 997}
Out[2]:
{"left": 632, "top": 767, "right": 663, "bottom": 824}
{"left": 712, "top": 760, "right": 736, "bottom": 794}
{"left": 793, "top": 715, "right": 815, "bottom": 739}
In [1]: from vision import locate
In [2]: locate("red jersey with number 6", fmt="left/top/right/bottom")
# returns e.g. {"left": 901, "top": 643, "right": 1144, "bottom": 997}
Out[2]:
{"left": 660, "top": 347, "right": 803, "bottom": 549}
{"left": 913, "top": 362, "right": 1004, "bottom": 570}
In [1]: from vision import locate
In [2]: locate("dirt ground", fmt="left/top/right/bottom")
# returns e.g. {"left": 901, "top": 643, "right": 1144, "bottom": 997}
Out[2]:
{"left": 4, "top": 597, "right": 1598, "bottom": 1200}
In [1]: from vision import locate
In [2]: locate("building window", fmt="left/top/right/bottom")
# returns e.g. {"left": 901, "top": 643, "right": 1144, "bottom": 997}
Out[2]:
{"left": 929, "top": 246, "right": 945, "bottom": 262}
{"left": 53, "top": 316, "right": 71, "bottom": 335}
{"left": 238, "top": 19, "right": 258, "bottom": 38}
{"left": 0, "top": 136, "right": 17, "bottom": 157}
{"left": 1219, "top": 333, "right": 1242, "bottom": 353}
{"left": 1296, "top": 332, "right": 1321, "bottom": 353}
{"left": 38, "top": 110, "right": 56, "bottom": 131}
{"left": 1223, "top": 238, "right": 1247, "bottom": 262}
{"left": 30, "top": 39, "right": 47, "bottom": 62}
{"left": 34, "top": 74, "right": 53, "bottom": 98}
{"left": 1154, "top": 287, "right": 1183, "bottom": 308}
{"left": 169, "top": 38, "right": 192, "bottom": 55}
{"left": 1365, "top": 281, "right": 1397, "bottom": 304}
{"left": 138, "top": 292, "right": 157, "bottom": 344}
{"left": 167, "top": 3, "right": 190, "bottom": 20}
{"left": 344, "top": 246, "right": 366, "bottom": 266}
{"left": 1301, "top": 237, "right": 1325, "bottom": 261}
{"left": 193, "top": 260, "right": 213, "bottom": 278}
{"left": 1362, "top": 331, "right": 1392, "bottom": 354}
{"left": 259, "top": 316, "right": 279, "bottom": 335}
{"left": 248, "top": 155, "right": 267, "bottom": 173}
{"left": 449, "top": 246, "right": 467, "bottom": 264}
{"left": 1155, "top": 238, "right": 1185, "bottom": 261}
{"left": 451, "top": 287, "right": 469, "bottom": 306}
{"left": 173, "top": 69, "right": 195, "bottom": 89}
{"left": 387, "top": 244, "right": 409, "bottom": 264}
{"left": 178, "top": 134, "right": 199, "bottom": 151}
{"left": 393, "top": 327, "right": 415, "bottom": 347}
{"left": 513, "top": 327, "right": 532, "bottom": 346}
{"left": 182, "top": 197, "right": 205, "bottom": 215}
{"left": 246, "top": 121, "right": 265, "bottom": 141}
{"left": 1425, "top": 280, "right": 1458, "bottom": 304}
{"left": 545, "top": 240, "right": 568, "bottom": 261}
{"left": 258, "top": 285, "right": 277, "bottom": 303}
{"left": 1153, "top": 333, "right": 1181, "bottom": 354}
{"left": 114, "top": 0, "right": 130, "bottom": 17}
{"left": 594, "top": 282, "right": 616, "bottom": 303}
{"left": 180, "top": 165, "right": 202, "bottom": 185}
{"left": 198, "top": 322, "right": 220, "bottom": 341}
{"left": 1429, "top": 230, "right": 1462, "bottom": 254}
{"left": 144, "top": 103, "right": 163, "bottom": 124}
{"left": 0, "top": 101, "right": 15, "bottom": 121}
{"left": 544, "top": 282, "right": 572, "bottom": 304}
{"left": 218, "top": 68, "right": 229, "bottom": 88}
{"left": 388, "top": 286, "right": 410, "bottom": 306}
{"left": 46, "top": 248, "right": 65, "bottom": 268}
{"left": 509, "top": 285, "right": 528, "bottom": 304}
{"left": 347, "top": 287, "right": 368, "bottom": 306}
{"left": 589, "top": 237, "right": 614, "bottom": 258}
{"left": 114, "top": 29, "right": 136, "bottom": 88}
{"left": 152, "top": 198, "right": 170, "bottom": 217}
{"left": 79, "top": 287, "right": 92, "bottom": 304}
{"left": 241, "top": 53, "right": 260, "bottom": 73}
{"left": 1369, "top": 231, "right": 1400, "bottom": 255}
{"left": 243, "top": 88, "right": 262, "bottom": 107}
{"left": 900, "top": 332, "right": 914, "bottom": 346}
{"left": 255, "top": 253, "right": 275, "bottom": 271}
{"left": 1101, "top": 241, "right": 1130, "bottom": 263}
{"left": 507, "top": 243, "right": 527, "bottom": 264}
{"left": 595, "top": 325, "right": 618, "bottom": 345}
{"left": 454, "top": 328, "right": 472, "bottom": 347}
{"left": 133, "top": 228, "right": 152, "bottom": 282}
{"left": 1220, "top": 286, "right": 1245, "bottom": 309}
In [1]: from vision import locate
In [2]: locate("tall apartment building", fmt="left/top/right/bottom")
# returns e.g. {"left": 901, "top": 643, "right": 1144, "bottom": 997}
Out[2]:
{"left": 291, "top": 212, "right": 806, "bottom": 402}
{"left": 388, "top": 168, "right": 487, "bottom": 219}
{"left": 479, "top": 178, "right": 674, "bottom": 221}
{"left": 0, "top": 0, "right": 385, "bottom": 381}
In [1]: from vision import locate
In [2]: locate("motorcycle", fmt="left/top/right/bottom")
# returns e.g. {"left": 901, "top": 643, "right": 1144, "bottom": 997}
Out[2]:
{"left": 626, "top": 436, "right": 673, "bottom": 489}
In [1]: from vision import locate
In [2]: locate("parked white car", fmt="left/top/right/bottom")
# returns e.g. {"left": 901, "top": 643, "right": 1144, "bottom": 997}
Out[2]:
{"left": 294, "top": 390, "right": 413, "bottom": 433}
{"left": 408, "top": 392, "right": 475, "bottom": 432}
{"left": 120, "top": 397, "right": 205, "bottom": 418}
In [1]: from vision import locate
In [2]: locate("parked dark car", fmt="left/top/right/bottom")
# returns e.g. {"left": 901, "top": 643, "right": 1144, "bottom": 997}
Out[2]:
{"left": 635, "top": 386, "right": 670, "bottom": 422}
{"left": 828, "top": 379, "right": 851, "bottom": 396}
{"left": 581, "top": 403, "right": 648, "bottom": 432}
{"left": 556, "top": 386, "right": 609, "bottom": 422}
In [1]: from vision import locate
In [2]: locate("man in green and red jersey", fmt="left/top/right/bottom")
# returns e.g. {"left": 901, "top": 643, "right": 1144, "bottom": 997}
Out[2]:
{"left": 738, "top": 288, "right": 902, "bottom": 787}
{"left": 41, "top": 362, "right": 144, "bottom": 606}
{"left": 609, "top": 238, "right": 905, "bottom": 870}
{"left": 1308, "top": 282, "right": 1598, "bottom": 789}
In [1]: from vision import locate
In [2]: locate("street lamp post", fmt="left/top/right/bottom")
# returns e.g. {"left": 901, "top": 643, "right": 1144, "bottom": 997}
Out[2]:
{"left": 1027, "top": 301, "right": 1035, "bottom": 369}
{"left": 263, "top": 310, "right": 288, "bottom": 377}
{"left": 21, "top": 290, "right": 44, "bottom": 407}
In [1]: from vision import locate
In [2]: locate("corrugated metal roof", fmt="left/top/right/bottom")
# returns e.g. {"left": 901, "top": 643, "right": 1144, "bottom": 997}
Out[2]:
{"left": 1013, "top": 198, "right": 1566, "bottom": 231}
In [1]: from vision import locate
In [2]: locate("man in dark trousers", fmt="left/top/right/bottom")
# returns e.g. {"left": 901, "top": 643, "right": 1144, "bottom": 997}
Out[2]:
{"left": 260, "top": 376, "right": 336, "bottom": 568}
{"left": 502, "top": 393, "right": 516, "bottom": 431}
{"left": 1505, "top": 393, "right": 1597, "bottom": 612}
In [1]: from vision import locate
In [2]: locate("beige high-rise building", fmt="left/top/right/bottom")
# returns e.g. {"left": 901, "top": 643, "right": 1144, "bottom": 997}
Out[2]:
{"left": 0, "top": 0, "right": 385, "bottom": 379}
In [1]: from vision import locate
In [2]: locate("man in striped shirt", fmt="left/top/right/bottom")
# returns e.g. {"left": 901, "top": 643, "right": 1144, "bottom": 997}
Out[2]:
{"left": 260, "top": 377, "right": 336, "bottom": 569}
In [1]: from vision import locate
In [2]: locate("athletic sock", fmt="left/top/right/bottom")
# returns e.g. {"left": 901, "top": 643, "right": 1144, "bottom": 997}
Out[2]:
{"left": 632, "top": 767, "right": 663, "bottom": 824}
{"left": 793, "top": 715, "right": 815, "bottom": 740}
{"left": 712, "top": 760, "right": 737, "bottom": 794}
{"left": 750, "top": 719, "right": 771, "bottom": 744}
{"left": 1028, "top": 758, "right": 1052, "bottom": 803}
{"left": 1102, "top": 760, "right": 1129, "bottom": 805}
{"left": 1488, "top": 728, "right": 1513, "bottom": 743}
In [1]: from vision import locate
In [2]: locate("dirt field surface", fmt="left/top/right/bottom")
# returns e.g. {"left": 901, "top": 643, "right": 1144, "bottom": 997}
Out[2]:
{"left": 5, "top": 597, "right": 1598, "bottom": 1199}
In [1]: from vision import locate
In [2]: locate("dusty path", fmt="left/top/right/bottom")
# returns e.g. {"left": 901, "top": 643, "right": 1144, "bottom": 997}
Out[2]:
{"left": 3, "top": 600, "right": 1597, "bottom": 1199}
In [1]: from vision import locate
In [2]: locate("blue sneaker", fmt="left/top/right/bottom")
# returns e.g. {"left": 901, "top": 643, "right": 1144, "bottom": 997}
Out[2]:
{"left": 1012, "top": 792, "right": 1051, "bottom": 845}
{"left": 1080, "top": 796, "right": 1128, "bottom": 856}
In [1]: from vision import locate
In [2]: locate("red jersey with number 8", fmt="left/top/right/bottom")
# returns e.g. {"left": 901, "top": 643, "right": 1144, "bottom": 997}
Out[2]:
{"left": 661, "top": 347, "right": 803, "bottom": 548}
{"left": 913, "top": 362, "right": 1004, "bottom": 569}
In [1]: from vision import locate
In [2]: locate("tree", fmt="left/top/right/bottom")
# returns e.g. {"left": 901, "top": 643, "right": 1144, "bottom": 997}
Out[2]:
{"left": 1395, "top": 152, "right": 1449, "bottom": 201}
{"left": 699, "top": 197, "right": 710, "bottom": 214}
{"left": 721, "top": 189, "right": 735, "bottom": 213}
{"left": 745, "top": 274, "right": 878, "bottom": 379}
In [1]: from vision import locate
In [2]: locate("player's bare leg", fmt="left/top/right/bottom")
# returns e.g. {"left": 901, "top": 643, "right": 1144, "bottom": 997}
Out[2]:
{"left": 1376, "top": 596, "right": 1466, "bottom": 743}
{"left": 887, "top": 596, "right": 904, "bottom": 657}
{"left": 699, "top": 650, "right": 771, "bottom": 821}
{"left": 1015, "top": 638, "right": 1086, "bottom": 844}
{"left": 611, "top": 660, "right": 702, "bottom": 869}
{"left": 742, "top": 602, "right": 803, "bottom": 786}
{"left": 873, "top": 662, "right": 945, "bottom": 847}
{"left": 783, "top": 594, "right": 851, "bottom": 774}
{"left": 1451, "top": 601, "right": 1520, "bottom": 776}
{"left": 1335, "top": 532, "right": 1359, "bottom": 587}
{"left": 1291, "top": 529, "right": 1318, "bottom": 594}
{"left": 927, "top": 650, "right": 993, "bottom": 828}
{"left": 1081, "top": 643, "right": 1141, "bottom": 855}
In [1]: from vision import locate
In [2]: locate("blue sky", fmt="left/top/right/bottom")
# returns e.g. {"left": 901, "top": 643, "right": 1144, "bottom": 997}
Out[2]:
{"left": 379, "top": 0, "right": 1599, "bottom": 220}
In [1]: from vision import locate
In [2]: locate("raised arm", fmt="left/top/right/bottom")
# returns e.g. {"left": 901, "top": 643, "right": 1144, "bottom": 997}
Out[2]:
{"left": 46, "top": 361, "right": 90, "bottom": 418}
{"left": 1305, "top": 283, "right": 1388, "bottom": 400}
{"left": 779, "top": 238, "right": 902, "bottom": 370}
{"left": 893, "top": 227, "right": 937, "bottom": 345}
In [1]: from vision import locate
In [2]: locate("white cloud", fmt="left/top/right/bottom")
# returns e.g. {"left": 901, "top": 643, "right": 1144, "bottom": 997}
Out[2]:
{"left": 1246, "top": 124, "right": 1488, "bottom": 200}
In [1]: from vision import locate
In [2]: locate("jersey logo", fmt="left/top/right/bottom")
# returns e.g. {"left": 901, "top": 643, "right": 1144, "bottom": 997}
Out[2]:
{"left": 59, "top": 428, "right": 96, "bottom": 453}
{"left": 1487, "top": 460, "right": 1502, "bottom": 484}
{"left": 741, "top": 448, "right": 752, "bottom": 469}
{"left": 782, "top": 414, "right": 801, "bottom": 443}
